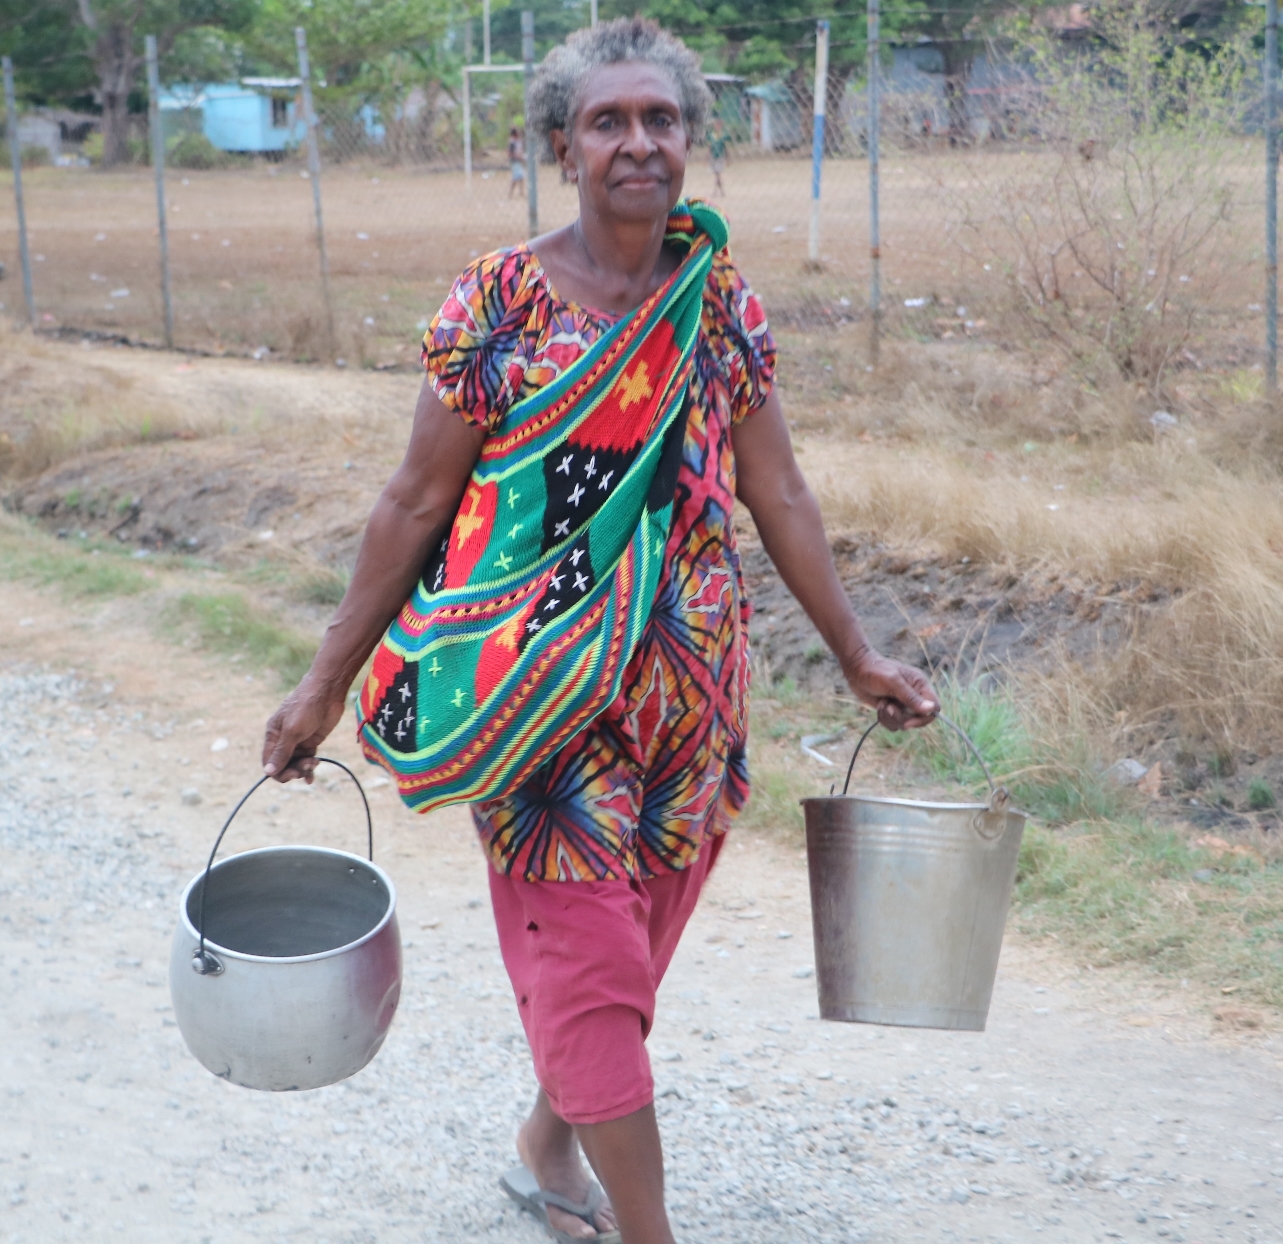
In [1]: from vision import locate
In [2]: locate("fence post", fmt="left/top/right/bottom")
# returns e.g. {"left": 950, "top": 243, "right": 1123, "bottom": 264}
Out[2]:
{"left": 2, "top": 56, "right": 36, "bottom": 327}
{"left": 1267, "top": 0, "right": 1278, "bottom": 396}
{"left": 463, "top": 66, "right": 473, "bottom": 191}
{"left": 590, "top": 0, "right": 599, "bottom": 26}
{"left": 808, "top": 20, "right": 830, "bottom": 268}
{"left": 522, "top": 10, "right": 539, "bottom": 237}
{"left": 867, "top": 0, "right": 882, "bottom": 368}
{"left": 145, "top": 36, "right": 175, "bottom": 349}
{"left": 484, "top": 0, "right": 491, "bottom": 65}
{"left": 295, "top": 26, "right": 336, "bottom": 357}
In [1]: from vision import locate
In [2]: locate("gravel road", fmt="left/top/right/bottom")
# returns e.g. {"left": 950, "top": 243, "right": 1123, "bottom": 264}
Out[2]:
{"left": 4, "top": 660, "right": 1283, "bottom": 1244}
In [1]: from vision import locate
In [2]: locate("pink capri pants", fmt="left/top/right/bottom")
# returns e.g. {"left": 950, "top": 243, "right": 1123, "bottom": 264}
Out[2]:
{"left": 488, "top": 834, "right": 725, "bottom": 1125}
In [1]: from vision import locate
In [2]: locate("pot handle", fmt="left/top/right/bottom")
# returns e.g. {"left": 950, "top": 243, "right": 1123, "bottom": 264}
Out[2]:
{"left": 839, "top": 713, "right": 1009, "bottom": 813}
{"left": 192, "top": 757, "right": 374, "bottom": 976}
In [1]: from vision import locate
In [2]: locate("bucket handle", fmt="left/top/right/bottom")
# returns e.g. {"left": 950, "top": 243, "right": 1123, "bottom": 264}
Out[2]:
{"left": 191, "top": 757, "right": 374, "bottom": 976}
{"left": 839, "top": 713, "right": 1010, "bottom": 814}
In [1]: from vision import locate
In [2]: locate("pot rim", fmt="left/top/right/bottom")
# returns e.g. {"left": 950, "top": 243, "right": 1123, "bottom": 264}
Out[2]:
{"left": 176, "top": 844, "right": 399, "bottom": 965}
{"left": 800, "top": 793, "right": 994, "bottom": 813}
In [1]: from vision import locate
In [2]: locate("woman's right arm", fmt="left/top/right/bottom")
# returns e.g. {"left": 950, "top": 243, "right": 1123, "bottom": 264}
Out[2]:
{"left": 261, "top": 379, "right": 487, "bottom": 782}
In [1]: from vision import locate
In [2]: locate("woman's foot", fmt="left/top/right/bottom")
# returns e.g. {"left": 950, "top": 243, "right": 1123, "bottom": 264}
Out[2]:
{"left": 516, "top": 1092, "right": 618, "bottom": 1239}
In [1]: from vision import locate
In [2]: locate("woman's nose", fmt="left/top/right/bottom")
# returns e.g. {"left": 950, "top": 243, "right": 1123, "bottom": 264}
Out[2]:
{"left": 620, "top": 114, "right": 657, "bottom": 158}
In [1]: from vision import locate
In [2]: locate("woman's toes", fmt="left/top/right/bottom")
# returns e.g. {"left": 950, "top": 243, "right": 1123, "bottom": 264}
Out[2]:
{"left": 546, "top": 1206, "right": 598, "bottom": 1239}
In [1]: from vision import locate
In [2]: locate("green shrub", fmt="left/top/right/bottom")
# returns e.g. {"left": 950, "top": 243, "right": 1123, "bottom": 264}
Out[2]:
{"left": 0, "top": 141, "right": 52, "bottom": 167}
{"left": 167, "top": 132, "right": 224, "bottom": 170}
{"left": 1248, "top": 777, "right": 1277, "bottom": 811}
{"left": 164, "top": 592, "right": 316, "bottom": 687}
{"left": 887, "top": 676, "right": 1126, "bottom": 825}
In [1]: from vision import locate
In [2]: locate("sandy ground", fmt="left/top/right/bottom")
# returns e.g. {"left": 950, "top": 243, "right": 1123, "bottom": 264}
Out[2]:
{"left": 3, "top": 568, "right": 1283, "bottom": 1244}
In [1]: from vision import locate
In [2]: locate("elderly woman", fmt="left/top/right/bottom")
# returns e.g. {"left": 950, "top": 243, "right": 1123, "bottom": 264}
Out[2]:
{"left": 262, "top": 19, "right": 937, "bottom": 1244}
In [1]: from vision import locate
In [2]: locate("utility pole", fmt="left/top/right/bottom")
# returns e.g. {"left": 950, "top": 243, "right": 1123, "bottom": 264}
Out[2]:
{"left": 2, "top": 56, "right": 35, "bottom": 326}
{"left": 145, "top": 35, "right": 175, "bottom": 348}
{"left": 808, "top": 20, "right": 830, "bottom": 268}
{"left": 1267, "top": 0, "right": 1278, "bottom": 394}
{"left": 295, "top": 28, "right": 336, "bottom": 357}
{"left": 522, "top": 10, "right": 538, "bottom": 237}
{"left": 867, "top": 0, "right": 882, "bottom": 368}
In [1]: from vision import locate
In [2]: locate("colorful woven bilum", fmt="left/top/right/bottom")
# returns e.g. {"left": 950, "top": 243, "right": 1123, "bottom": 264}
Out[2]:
{"left": 358, "top": 202, "right": 730, "bottom": 812}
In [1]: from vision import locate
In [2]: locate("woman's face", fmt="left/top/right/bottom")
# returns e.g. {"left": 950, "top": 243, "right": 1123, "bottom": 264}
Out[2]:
{"left": 552, "top": 61, "right": 690, "bottom": 225}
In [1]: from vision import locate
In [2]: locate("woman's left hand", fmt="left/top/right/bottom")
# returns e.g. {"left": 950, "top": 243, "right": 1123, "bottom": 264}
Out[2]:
{"left": 843, "top": 649, "right": 940, "bottom": 732}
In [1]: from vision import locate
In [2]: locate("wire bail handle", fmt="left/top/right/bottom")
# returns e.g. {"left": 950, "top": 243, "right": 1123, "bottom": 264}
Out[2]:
{"left": 839, "top": 713, "right": 1010, "bottom": 813}
{"left": 191, "top": 757, "right": 374, "bottom": 976}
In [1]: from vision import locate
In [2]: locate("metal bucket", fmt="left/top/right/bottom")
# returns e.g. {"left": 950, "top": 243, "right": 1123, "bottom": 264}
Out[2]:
{"left": 169, "top": 758, "right": 402, "bottom": 1091}
{"left": 802, "top": 716, "right": 1025, "bottom": 1031}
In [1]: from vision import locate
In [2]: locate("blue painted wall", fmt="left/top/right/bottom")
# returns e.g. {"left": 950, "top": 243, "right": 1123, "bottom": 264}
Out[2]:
{"left": 159, "top": 84, "right": 305, "bottom": 152}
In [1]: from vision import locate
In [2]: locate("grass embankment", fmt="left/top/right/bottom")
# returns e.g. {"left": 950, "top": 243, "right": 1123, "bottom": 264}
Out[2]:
{"left": 0, "top": 514, "right": 318, "bottom": 689}
{"left": 746, "top": 676, "right": 1283, "bottom": 1015}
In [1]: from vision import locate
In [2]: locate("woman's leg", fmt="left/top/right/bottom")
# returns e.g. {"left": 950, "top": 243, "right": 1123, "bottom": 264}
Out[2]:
{"left": 488, "top": 835, "right": 727, "bottom": 1241}
{"left": 576, "top": 1104, "right": 675, "bottom": 1244}
{"left": 516, "top": 1089, "right": 618, "bottom": 1239}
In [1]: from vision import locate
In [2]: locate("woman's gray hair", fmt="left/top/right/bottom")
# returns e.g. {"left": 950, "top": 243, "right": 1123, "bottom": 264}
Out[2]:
{"left": 528, "top": 18, "right": 710, "bottom": 142}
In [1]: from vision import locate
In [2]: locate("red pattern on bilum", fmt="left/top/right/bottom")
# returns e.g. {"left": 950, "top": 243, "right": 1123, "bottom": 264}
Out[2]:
{"left": 423, "top": 224, "right": 775, "bottom": 881}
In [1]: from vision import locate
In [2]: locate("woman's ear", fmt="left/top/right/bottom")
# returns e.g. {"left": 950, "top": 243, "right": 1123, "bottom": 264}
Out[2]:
{"left": 549, "top": 128, "right": 577, "bottom": 182}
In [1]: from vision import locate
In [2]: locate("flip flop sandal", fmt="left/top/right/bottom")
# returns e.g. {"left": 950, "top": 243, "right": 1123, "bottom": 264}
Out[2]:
{"left": 500, "top": 1164, "right": 622, "bottom": 1243}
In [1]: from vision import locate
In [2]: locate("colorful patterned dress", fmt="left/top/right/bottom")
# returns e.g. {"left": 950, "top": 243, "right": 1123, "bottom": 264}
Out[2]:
{"left": 423, "top": 224, "right": 775, "bottom": 882}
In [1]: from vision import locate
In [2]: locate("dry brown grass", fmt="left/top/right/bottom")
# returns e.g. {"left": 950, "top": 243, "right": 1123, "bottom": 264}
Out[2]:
{"left": 772, "top": 330, "right": 1283, "bottom": 748}
{"left": 0, "top": 323, "right": 204, "bottom": 476}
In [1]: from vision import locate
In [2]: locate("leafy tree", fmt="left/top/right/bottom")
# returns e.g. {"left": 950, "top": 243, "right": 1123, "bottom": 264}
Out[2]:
{"left": 70, "top": 0, "right": 258, "bottom": 165}
{"left": 245, "top": 0, "right": 457, "bottom": 161}
{"left": 0, "top": 0, "right": 94, "bottom": 105}
{"left": 601, "top": 0, "right": 926, "bottom": 150}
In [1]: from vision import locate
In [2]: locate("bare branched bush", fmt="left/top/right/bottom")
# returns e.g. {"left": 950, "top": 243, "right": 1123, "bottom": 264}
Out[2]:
{"left": 942, "top": 0, "right": 1257, "bottom": 390}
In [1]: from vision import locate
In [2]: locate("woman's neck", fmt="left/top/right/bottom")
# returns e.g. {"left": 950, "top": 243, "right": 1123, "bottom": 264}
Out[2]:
{"left": 530, "top": 206, "right": 679, "bottom": 318}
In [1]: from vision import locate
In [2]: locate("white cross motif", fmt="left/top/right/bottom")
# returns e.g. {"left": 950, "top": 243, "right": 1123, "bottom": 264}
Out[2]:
{"left": 598, "top": 471, "right": 613, "bottom": 491}
{"left": 398, "top": 684, "right": 412, "bottom": 702}
{"left": 554, "top": 519, "right": 570, "bottom": 538}
{"left": 570, "top": 548, "right": 585, "bottom": 566}
{"left": 395, "top": 723, "right": 406, "bottom": 741}
{"left": 574, "top": 572, "right": 589, "bottom": 592}
{"left": 526, "top": 617, "right": 542, "bottom": 633}
{"left": 550, "top": 572, "right": 564, "bottom": 589}
{"left": 584, "top": 455, "right": 597, "bottom": 479}
{"left": 568, "top": 483, "right": 585, "bottom": 507}
{"left": 404, "top": 708, "right": 414, "bottom": 726}
{"left": 377, "top": 720, "right": 387, "bottom": 736}
{"left": 380, "top": 703, "right": 393, "bottom": 723}
{"left": 556, "top": 454, "right": 573, "bottom": 475}
{"left": 544, "top": 598, "right": 560, "bottom": 612}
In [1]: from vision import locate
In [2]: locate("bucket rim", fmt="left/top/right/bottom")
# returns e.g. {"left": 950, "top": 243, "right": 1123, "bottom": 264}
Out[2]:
{"left": 800, "top": 793, "right": 994, "bottom": 813}
{"left": 176, "top": 844, "right": 398, "bottom": 965}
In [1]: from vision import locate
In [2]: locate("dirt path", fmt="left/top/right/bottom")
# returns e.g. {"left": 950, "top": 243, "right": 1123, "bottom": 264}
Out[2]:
{"left": 2, "top": 579, "right": 1282, "bottom": 1244}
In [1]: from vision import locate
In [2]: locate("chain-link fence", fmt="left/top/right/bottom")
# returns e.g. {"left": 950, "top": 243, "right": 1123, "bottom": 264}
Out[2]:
{"left": 1, "top": 10, "right": 1277, "bottom": 391}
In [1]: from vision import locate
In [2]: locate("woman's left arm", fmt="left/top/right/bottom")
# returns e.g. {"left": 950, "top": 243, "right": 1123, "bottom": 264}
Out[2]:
{"left": 732, "top": 390, "right": 939, "bottom": 731}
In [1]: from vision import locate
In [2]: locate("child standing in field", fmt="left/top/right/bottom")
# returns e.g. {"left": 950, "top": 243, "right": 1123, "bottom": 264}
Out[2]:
{"left": 709, "top": 117, "right": 728, "bottom": 195}
{"left": 508, "top": 126, "right": 526, "bottom": 199}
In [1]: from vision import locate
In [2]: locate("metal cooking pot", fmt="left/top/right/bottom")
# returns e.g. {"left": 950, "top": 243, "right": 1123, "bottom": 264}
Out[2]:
{"left": 169, "top": 758, "right": 402, "bottom": 1091}
{"left": 802, "top": 716, "right": 1025, "bottom": 1031}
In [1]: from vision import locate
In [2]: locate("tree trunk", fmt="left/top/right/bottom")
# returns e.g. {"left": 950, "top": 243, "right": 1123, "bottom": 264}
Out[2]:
{"left": 76, "top": 2, "right": 141, "bottom": 167}
{"left": 940, "top": 42, "right": 975, "bottom": 145}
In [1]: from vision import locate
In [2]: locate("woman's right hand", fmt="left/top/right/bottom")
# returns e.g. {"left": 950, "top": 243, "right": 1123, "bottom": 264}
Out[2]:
{"left": 262, "top": 677, "right": 349, "bottom": 783}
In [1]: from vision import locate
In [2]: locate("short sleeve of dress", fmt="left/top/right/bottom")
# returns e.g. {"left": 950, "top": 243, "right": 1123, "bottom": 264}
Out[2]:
{"left": 421, "top": 249, "right": 535, "bottom": 431}
{"left": 704, "top": 251, "right": 777, "bottom": 426}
